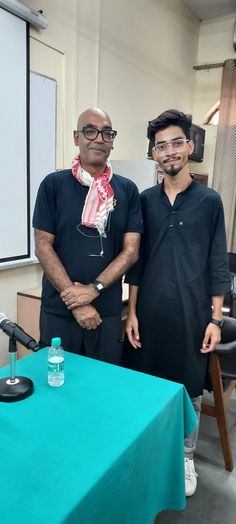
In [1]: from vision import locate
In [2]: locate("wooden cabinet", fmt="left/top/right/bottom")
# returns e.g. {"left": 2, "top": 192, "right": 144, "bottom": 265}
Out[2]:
{"left": 191, "top": 172, "right": 208, "bottom": 186}
{"left": 17, "top": 287, "right": 41, "bottom": 359}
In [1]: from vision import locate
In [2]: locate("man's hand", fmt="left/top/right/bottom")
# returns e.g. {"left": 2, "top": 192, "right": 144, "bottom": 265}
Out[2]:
{"left": 72, "top": 305, "right": 102, "bottom": 330}
{"left": 61, "top": 283, "right": 99, "bottom": 309}
{"left": 126, "top": 312, "right": 142, "bottom": 349}
{"left": 201, "top": 322, "right": 221, "bottom": 353}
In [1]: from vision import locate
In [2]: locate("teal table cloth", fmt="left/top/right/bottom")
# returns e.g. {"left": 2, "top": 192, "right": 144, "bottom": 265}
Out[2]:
{"left": 0, "top": 350, "right": 197, "bottom": 524}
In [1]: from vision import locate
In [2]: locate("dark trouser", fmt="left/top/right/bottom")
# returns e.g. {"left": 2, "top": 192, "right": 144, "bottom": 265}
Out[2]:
{"left": 40, "top": 310, "right": 123, "bottom": 365}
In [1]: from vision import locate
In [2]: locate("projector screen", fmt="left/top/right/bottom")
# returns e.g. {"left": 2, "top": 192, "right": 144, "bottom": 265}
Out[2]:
{"left": 0, "top": 8, "right": 29, "bottom": 263}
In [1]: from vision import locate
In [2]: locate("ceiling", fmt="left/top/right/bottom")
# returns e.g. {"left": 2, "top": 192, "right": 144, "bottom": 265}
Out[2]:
{"left": 184, "top": 0, "right": 236, "bottom": 20}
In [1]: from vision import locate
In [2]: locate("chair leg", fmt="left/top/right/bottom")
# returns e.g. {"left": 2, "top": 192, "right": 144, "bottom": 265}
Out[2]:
{"left": 210, "top": 353, "right": 233, "bottom": 471}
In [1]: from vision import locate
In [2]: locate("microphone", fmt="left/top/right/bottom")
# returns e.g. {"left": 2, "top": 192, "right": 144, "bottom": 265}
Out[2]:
{"left": 0, "top": 313, "right": 40, "bottom": 352}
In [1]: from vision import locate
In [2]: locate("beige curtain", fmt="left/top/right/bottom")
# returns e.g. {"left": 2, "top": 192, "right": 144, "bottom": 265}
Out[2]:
{"left": 212, "top": 59, "right": 236, "bottom": 252}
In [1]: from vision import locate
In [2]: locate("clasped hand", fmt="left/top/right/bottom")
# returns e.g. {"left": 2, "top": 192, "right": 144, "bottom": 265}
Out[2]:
{"left": 72, "top": 305, "right": 102, "bottom": 330}
{"left": 60, "top": 282, "right": 98, "bottom": 309}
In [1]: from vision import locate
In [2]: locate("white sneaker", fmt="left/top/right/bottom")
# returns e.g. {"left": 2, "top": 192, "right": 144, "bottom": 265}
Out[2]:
{"left": 184, "top": 458, "right": 198, "bottom": 497}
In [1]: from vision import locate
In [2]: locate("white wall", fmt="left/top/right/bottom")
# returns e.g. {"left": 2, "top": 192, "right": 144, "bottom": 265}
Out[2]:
{"left": 0, "top": 0, "right": 199, "bottom": 365}
{"left": 189, "top": 13, "right": 236, "bottom": 185}
{"left": 98, "top": 0, "right": 199, "bottom": 159}
{"left": 25, "top": 0, "right": 199, "bottom": 161}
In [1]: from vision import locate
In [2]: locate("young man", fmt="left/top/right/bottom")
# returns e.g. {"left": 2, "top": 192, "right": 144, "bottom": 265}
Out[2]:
{"left": 123, "top": 109, "right": 230, "bottom": 496}
{"left": 33, "top": 107, "right": 142, "bottom": 364}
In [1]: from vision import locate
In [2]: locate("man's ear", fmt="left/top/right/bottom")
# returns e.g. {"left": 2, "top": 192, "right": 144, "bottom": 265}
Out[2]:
{"left": 152, "top": 149, "right": 158, "bottom": 162}
{"left": 188, "top": 139, "right": 195, "bottom": 156}
{"left": 74, "top": 130, "right": 79, "bottom": 146}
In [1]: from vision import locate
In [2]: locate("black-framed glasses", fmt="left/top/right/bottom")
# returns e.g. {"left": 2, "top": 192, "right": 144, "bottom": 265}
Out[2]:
{"left": 77, "top": 127, "right": 117, "bottom": 143}
{"left": 152, "top": 138, "right": 189, "bottom": 153}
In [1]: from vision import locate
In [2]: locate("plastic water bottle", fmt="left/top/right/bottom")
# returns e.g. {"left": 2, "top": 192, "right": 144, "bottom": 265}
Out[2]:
{"left": 48, "top": 337, "right": 64, "bottom": 387}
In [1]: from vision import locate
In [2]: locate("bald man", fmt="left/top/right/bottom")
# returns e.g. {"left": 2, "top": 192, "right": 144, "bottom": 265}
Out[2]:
{"left": 33, "top": 108, "right": 142, "bottom": 362}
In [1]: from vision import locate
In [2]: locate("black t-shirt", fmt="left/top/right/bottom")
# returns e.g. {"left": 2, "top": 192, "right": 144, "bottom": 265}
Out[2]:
{"left": 33, "top": 169, "right": 143, "bottom": 316}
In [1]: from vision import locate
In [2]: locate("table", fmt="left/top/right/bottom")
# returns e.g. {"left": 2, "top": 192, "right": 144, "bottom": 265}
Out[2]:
{"left": 0, "top": 350, "right": 197, "bottom": 524}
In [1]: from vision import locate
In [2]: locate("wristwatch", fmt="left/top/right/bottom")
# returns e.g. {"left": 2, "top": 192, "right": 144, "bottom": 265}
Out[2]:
{"left": 93, "top": 280, "right": 105, "bottom": 294}
{"left": 211, "top": 318, "right": 224, "bottom": 328}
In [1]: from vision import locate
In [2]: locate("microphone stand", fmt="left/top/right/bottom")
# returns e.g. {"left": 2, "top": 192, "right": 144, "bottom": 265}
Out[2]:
{"left": 0, "top": 335, "right": 34, "bottom": 402}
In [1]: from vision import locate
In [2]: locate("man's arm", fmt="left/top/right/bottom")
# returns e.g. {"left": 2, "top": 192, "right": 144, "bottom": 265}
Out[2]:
{"left": 201, "top": 295, "right": 224, "bottom": 353}
{"left": 34, "top": 229, "right": 101, "bottom": 329}
{"left": 125, "top": 285, "right": 141, "bottom": 349}
{"left": 34, "top": 229, "right": 73, "bottom": 292}
{"left": 97, "top": 231, "right": 140, "bottom": 285}
{"left": 201, "top": 195, "right": 230, "bottom": 353}
{"left": 60, "top": 232, "right": 141, "bottom": 309}
{"left": 212, "top": 295, "right": 224, "bottom": 322}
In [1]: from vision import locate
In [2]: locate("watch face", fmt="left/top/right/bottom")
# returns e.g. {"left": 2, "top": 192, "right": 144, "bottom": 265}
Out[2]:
{"left": 94, "top": 280, "right": 104, "bottom": 292}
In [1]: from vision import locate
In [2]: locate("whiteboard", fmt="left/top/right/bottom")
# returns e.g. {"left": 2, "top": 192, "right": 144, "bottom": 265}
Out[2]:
{"left": 30, "top": 72, "right": 56, "bottom": 260}
{"left": 0, "top": 9, "right": 28, "bottom": 262}
{"left": 0, "top": 71, "right": 56, "bottom": 268}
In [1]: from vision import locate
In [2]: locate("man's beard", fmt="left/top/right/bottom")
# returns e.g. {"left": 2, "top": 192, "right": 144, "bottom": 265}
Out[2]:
{"left": 163, "top": 165, "right": 182, "bottom": 177}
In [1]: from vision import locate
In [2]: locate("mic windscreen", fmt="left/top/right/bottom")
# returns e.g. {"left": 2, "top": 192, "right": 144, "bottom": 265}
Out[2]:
{"left": 0, "top": 313, "right": 8, "bottom": 324}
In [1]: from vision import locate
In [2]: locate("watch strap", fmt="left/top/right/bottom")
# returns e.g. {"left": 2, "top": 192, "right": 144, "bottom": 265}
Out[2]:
{"left": 211, "top": 318, "right": 224, "bottom": 328}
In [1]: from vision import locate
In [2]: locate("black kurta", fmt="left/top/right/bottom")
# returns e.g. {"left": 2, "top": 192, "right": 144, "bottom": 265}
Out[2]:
{"left": 123, "top": 179, "right": 230, "bottom": 397}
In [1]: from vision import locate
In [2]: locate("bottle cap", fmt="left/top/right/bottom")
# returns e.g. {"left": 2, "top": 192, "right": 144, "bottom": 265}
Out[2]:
{"left": 51, "top": 337, "right": 61, "bottom": 347}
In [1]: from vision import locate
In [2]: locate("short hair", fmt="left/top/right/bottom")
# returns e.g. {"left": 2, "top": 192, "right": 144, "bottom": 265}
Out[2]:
{"left": 147, "top": 109, "right": 192, "bottom": 141}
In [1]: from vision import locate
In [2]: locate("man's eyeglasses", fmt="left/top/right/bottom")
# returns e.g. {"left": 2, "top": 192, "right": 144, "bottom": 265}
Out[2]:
{"left": 77, "top": 127, "right": 117, "bottom": 143}
{"left": 152, "top": 138, "right": 189, "bottom": 153}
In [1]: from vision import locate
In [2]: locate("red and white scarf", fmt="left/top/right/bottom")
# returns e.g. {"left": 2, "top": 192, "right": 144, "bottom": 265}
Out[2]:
{"left": 72, "top": 155, "right": 114, "bottom": 237}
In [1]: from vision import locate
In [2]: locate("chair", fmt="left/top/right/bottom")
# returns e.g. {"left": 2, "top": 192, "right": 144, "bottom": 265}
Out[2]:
{"left": 201, "top": 315, "right": 236, "bottom": 471}
{"left": 223, "top": 252, "right": 236, "bottom": 317}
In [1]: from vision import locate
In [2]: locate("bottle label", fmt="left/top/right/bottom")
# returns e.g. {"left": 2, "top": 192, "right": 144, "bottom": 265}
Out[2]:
{"left": 48, "top": 358, "right": 64, "bottom": 373}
